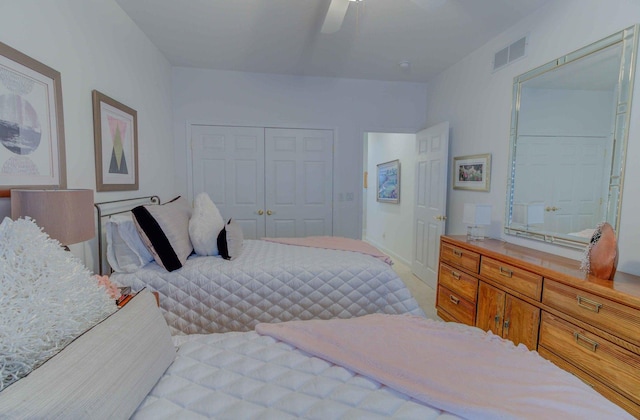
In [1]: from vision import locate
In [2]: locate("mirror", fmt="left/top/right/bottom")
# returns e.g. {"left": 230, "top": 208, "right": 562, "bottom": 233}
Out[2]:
{"left": 505, "top": 25, "right": 639, "bottom": 249}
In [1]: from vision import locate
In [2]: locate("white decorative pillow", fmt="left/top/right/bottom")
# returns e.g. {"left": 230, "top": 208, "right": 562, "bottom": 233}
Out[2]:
{"left": 0, "top": 291, "right": 176, "bottom": 419}
{"left": 0, "top": 217, "right": 117, "bottom": 390}
{"left": 189, "top": 192, "right": 225, "bottom": 256}
{"left": 132, "top": 196, "right": 193, "bottom": 272}
{"left": 217, "top": 218, "right": 244, "bottom": 260}
{"left": 106, "top": 213, "right": 154, "bottom": 272}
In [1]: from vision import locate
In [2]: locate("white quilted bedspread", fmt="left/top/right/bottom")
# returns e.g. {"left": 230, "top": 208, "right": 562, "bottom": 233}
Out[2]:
{"left": 111, "top": 240, "right": 424, "bottom": 335}
{"left": 133, "top": 332, "right": 454, "bottom": 419}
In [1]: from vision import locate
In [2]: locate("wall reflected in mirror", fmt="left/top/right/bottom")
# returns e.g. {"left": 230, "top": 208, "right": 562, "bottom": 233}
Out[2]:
{"left": 505, "top": 25, "right": 639, "bottom": 248}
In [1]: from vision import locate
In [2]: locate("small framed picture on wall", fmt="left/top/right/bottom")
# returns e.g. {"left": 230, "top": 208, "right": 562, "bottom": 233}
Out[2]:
{"left": 92, "top": 90, "right": 138, "bottom": 191}
{"left": 453, "top": 154, "right": 491, "bottom": 191}
{"left": 376, "top": 159, "right": 400, "bottom": 203}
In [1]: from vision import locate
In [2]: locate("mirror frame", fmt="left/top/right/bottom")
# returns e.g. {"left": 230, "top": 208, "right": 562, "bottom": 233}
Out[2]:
{"left": 505, "top": 25, "right": 639, "bottom": 249}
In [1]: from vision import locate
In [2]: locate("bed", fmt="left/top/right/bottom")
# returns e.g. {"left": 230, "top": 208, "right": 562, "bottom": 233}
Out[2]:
{"left": 97, "top": 195, "right": 425, "bottom": 335}
{"left": 1, "top": 290, "right": 632, "bottom": 419}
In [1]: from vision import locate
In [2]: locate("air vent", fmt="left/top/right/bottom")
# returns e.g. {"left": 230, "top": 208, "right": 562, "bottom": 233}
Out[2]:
{"left": 493, "top": 35, "right": 528, "bottom": 72}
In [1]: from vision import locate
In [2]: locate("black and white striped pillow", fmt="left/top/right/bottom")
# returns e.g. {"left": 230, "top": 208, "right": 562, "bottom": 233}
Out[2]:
{"left": 132, "top": 196, "right": 193, "bottom": 271}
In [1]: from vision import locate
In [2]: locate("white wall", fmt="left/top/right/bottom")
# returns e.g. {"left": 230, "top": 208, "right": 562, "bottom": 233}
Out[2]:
{"left": 365, "top": 133, "right": 416, "bottom": 265}
{"left": 172, "top": 68, "right": 428, "bottom": 239}
{"left": 426, "top": 0, "right": 640, "bottom": 275}
{"left": 0, "top": 0, "right": 175, "bottom": 272}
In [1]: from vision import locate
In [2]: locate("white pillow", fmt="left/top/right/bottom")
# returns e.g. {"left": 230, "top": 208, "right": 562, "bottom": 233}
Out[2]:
{"left": 0, "top": 217, "right": 117, "bottom": 390}
{"left": 132, "top": 196, "right": 193, "bottom": 272}
{"left": 106, "top": 214, "right": 154, "bottom": 272}
{"left": 0, "top": 291, "right": 176, "bottom": 419}
{"left": 189, "top": 192, "right": 225, "bottom": 256}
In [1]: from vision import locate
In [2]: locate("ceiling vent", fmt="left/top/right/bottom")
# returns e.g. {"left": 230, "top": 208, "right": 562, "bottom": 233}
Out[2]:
{"left": 493, "top": 35, "right": 527, "bottom": 72}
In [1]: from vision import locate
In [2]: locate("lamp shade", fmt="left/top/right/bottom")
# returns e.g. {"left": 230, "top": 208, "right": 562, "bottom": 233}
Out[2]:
{"left": 513, "top": 202, "right": 545, "bottom": 226}
{"left": 462, "top": 203, "right": 492, "bottom": 226}
{"left": 11, "top": 189, "right": 95, "bottom": 246}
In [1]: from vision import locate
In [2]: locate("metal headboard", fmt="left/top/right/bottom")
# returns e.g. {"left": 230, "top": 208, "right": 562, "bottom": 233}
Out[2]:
{"left": 94, "top": 195, "right": 160, "bottom": 275}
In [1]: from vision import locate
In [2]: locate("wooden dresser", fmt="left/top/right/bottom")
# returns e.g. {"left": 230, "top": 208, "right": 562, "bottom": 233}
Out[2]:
{"left": 436, "top": 235, "right": 640, "bottom": 417}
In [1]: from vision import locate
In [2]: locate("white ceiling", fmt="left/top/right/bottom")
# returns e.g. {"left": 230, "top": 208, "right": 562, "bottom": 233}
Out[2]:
{"left": 115, "top": 0, "right": 552, "bottom": 83}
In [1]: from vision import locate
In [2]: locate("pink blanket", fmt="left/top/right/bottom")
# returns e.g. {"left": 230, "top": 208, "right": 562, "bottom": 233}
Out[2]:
{"left": 256, "top": 315, "right": 631, "bottom": 419}
{"left": 262, "top": 236, "right": 393, "bottom": 265}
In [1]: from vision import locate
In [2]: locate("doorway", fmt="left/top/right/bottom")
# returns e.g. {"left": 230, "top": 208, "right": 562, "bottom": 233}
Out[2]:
{"left": 362, "top": 132, "right": 417, "bottom": 267}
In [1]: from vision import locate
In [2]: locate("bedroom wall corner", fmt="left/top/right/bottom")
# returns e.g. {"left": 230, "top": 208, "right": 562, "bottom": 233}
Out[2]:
{"left": 0, "top": 0, "right": 176, "bottom": 272}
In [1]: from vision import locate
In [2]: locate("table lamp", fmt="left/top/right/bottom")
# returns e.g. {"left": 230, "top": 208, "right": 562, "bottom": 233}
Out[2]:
{"left": 11, "top": 189, "right": 95, "bottom": 250}
{"left": 462, "top": 203, "right": 492, "bottom": 241}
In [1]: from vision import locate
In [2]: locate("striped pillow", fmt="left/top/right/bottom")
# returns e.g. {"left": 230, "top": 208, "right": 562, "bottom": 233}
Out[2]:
{"left": 132, "top": 196, "right": 193, "bottom": 271}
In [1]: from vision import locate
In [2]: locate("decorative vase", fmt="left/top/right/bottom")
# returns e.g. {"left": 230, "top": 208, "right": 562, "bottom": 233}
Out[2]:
{"left": 581, "top": 222, "right": 618, "bottom": 280}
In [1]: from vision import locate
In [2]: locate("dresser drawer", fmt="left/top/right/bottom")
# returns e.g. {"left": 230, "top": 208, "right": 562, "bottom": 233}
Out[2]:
{"left": 539, "top": 312, "right": 640, "bottom": 406}
{"left": 440, "top": 242, "right": 480, "bottom": 273}
{"left": 542, "top": 279, "right": 640, "bottom": 348}
{"left": 438, "top": 263, "right": 478, "bottom": 303}
{"left": 437, "top": 285, "right": 476, "bottom": 326}
{"left": 480, "top": 257, "right": 542, "bottom": 300}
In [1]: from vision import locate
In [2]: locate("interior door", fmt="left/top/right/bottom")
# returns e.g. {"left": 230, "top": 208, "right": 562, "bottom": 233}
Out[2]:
{"left": 411, "top": 122, "right": 449, "bottom": 288}
{"left": 264, "top": 128, "right": 333, "bottom": 237}
{"left": 191, "top": 125, "right": 265, "bottom": 239}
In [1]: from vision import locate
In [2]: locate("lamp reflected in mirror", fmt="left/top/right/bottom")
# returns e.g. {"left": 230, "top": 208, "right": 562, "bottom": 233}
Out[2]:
{"left": 512, "top": 202, "right": 545, "bottom": 231}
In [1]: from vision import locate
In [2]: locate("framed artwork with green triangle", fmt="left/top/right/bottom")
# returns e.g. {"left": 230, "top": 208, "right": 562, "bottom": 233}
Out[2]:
{"left": 92, "top": 89, "right": 138, "bottom": 191}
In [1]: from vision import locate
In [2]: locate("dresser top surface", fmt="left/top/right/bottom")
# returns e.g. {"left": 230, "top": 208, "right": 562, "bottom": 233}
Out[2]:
{"left": 442, "top": 235, "right": 640, "bottom": 306}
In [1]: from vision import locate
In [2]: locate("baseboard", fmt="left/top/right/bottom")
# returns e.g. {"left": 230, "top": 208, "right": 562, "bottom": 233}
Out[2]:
{"left": 363, "top": 237, "right": 411, "bottom": 267}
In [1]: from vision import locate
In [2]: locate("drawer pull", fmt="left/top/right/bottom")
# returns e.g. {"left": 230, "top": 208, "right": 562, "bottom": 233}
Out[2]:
{"left": 503, "top": 319, "right": 510, "bottom": 336}
{"left": 453, "top": 249, "right": 463, "bottom": 257}
{"left": 451, "top": 271, "right": 461, "bottom": 280}
{"left": 573, "top": 332, "right": 599, "bottom": 352}
{"left": 576, "top": 295, "right": 602, "bottom": 313}
{"left": 449, "top": 295, "right": 460, "bottom": 305}
{"left": 499, "top": 266, "right": 513, "bottom": 278}
{"left": 494, "top": 314, "right": 501, "bottom": 329}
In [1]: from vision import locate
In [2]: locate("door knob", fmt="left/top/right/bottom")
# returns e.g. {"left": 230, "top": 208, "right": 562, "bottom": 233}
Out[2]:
{"left": 433, "top": 215, "right": 447, "bottom": 221}
{"left": 266, "top": 210, "right": 273, "bottom": 216}
{"left": 257, "top": 210, "right": 264, "bottom": 215}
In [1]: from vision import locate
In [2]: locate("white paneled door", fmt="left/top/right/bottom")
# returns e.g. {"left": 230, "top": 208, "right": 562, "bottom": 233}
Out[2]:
{"left": 411, "top": 122, "right": 449, "bottom": 288}
{"left": 190, "top": 125, "right": 333, "bottom": 239}
{"left": 265, "top": 128, "right": 333, "bottom": 237}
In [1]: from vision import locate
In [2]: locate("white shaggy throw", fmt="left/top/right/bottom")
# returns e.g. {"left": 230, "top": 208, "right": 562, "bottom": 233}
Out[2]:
{"left": 0, "top": 217, "right": 116, "bottom": 390}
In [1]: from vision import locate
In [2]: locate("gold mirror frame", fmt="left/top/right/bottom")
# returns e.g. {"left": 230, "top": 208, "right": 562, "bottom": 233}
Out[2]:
{"left": 505, "top": 25, "right": 639, "bottom": 249}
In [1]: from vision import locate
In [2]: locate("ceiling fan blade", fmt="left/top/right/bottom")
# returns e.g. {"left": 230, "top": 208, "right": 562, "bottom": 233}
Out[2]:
{"left": 409, "top": 0, "right": 447, "bottom": 11}
{"left": 321, "top": 0, "right": 350, "bottom": 34}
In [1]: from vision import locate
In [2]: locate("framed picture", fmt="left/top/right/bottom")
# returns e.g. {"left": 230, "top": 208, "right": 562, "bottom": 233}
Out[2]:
{"left": 0, "top": 41, "right": 66, "bottom": 191}
{"left": 92, "top": 90, "right": 138, "bottom": 191}
{"left": 377, "top": 159, "right": 400, "bottom": 203}
{"left": 453, "top": 153, "right": 491, "bottom": 191}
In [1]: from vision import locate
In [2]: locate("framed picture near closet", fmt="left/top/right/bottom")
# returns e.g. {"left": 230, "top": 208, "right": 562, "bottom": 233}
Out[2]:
{"left": 377, "top": 159, "right": 400, "bottom": 203}
{"left": 92, "top": 90, "right": 138, "bottom": 191}
{"left": 0, "top": 41, "right": 66, "bottom": 191}
{"left": 453, "top": 154, "right": 491, "bottom": 191}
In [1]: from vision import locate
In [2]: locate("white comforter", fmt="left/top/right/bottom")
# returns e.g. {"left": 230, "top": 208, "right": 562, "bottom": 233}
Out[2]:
{"left": 133, "top": 331, "right": 454, "bottom": 419}
{"left": 111, "top": 240, "right": 424, "bottom": 335}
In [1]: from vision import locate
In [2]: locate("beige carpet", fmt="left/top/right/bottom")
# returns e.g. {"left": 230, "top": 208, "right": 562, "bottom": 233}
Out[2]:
{"left": 392, "top": 261, "right": 440, "bottom": 320}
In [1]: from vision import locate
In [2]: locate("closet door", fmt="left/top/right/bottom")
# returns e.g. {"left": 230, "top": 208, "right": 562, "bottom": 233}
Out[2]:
{"left": 264, "top": 128, "right": 333, "bottom": 237}
{"left": 191, "top": 125, "right": 265, "bottom": 239}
